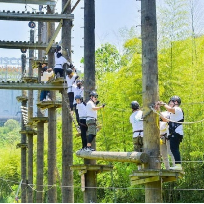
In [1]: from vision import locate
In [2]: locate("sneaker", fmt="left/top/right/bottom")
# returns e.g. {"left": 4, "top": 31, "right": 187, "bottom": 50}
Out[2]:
{"left": 47, "top": 97, "right": 52, "bottom": 101}
{"left": 43, "top": 99, "right": 46, "bottom": 101}
{"left": 170, "top": 164, "right": 182, "bottom": 170}
{"left": 84, "top": 147, "right": 95, "bottom": 152}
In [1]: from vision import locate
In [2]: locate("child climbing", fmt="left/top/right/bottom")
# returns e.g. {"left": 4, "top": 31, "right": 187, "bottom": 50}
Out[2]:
{"left": 84, "top": 91, "right": 105, "bottom": 151}
{"left": 40, "top": 63, "right": 53, "bottom": 101}
{"left": 75, "top": 95, "right": 87, "bottom": 151}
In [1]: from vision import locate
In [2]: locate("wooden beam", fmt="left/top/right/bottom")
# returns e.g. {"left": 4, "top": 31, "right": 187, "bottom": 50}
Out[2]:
{"left": 71, "top": 0, "right": 81, "bottom": 13}
{"left": 62, "top": 0, "right": 71, "bottom": 14}
{"left": 0, "top": 0, "right": 56, "bottom": 5}
{"left": 0, "top": 40, "right": 58, "bottom": 50}
{"left": 46, "top": 19, "right": 63, "bottom": 54}
{"left": 0, "top": 81, "right": 66, "bottom": 90}
{"left": 76, "top": 151, "right": 149, "bottom": 164}
{"left": 0, "top": 11, "right": 74, "bottom": 22}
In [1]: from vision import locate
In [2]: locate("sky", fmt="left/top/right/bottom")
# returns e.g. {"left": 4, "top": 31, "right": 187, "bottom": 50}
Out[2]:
{"left": 0, "top": 0, "right": 141, "bottom": 71}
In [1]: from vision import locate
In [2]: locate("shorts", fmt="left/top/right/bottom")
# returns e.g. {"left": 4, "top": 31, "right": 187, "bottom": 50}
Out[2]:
{"left": 86, "top": 119, "right": 97, "bottom": 136}
{"left": 133, "top": 136, "right": 143, "bottom": 152}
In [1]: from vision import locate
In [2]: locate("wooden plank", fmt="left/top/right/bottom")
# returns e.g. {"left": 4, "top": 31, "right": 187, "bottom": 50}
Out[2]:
{"left": 131, "top": 176, "right": 160, "bottom": 185}
{"left": 16, "top": 143, "right": 28, "bottom": 149}
{"left": 16, "top": 96, "right": 28, "bottom": 102}
{"left": 0, "top": 40, "right": 58, "bottom": 50}
{"left": 19, "top": 130, "right": 37, "bottom": 135}
{"left": 0, "top": 81, "right": 66, "bottom": 90}
{"left": 131, "top": 169, "right": 184, "bottom": 178}
{"left": 37, "top": 101, "right": 62, "bottom": 109}
{"left": 22, "top": 77, "right": 38, "bottom": 83}
{"left": 46, "top": 20, "right": 63, "bottom": 54}
{"left": 70, "top": 164, "right": 113, "bottom": 173}
{"left": 0, "top": 0, "right": 56, "bottom": 5}
{"left": 0, "top": 11, "right": 74, "bottom": 22}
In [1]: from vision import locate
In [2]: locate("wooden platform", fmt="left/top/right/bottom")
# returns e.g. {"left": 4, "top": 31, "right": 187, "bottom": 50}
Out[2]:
{"left": 50, "top": 77, "right": 67, "bottom": 84}
{"left": 16, "top": 95, "right": 28, "bottom": 102}
{"left": 27, "top": 117, "right": 48, "bottom": 126}
{"left": 0, "top": 40, "right": 57, "bottom": 50}
{"left": 37, "top": 101, "right": 62, "bottom": 109}
{"left": 16, "top": 143, "right": 28, "bottom": 149}
{"left": 0, "top": 81, "right": 67, "bottom": 90}
{"left": 0, "top": 0, "right": 56, "bottom": 5}
{"left": 70, "top": 164, "right": 113, "bottom": 175}
{"left": 130, "top": 169, "right": 185, "bottom": 185}
{"left": 21, "top": 77, "right": 38, "bottom": 83}
{"left": 0, "top": 11, "right": 74, "bottom": 22}
{"left": 19, "top": 129, "right": 37, "bottom": 135}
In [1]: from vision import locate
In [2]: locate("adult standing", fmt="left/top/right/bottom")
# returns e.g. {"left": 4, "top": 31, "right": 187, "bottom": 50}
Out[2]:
{"left": 156, "top": 96, "right": 184, "bottom": 170}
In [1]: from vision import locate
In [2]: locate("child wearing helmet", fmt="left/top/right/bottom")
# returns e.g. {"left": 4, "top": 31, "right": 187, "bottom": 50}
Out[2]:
{"left": 54, "top": 45, "right": 73, "bottom": 78}
{"left": 129, "top": 101, "right": 143, "bottom": 152}
{"left": 75, "top": 95, "right": 87, "bottom": 150}
{"left": 156, "top": 96, "right": 184, "bottom": 171}
{"left": 73, "top": 80, "right": 84, "bottom": 125}
{"left": 84, "top": 91, "right": 105, "bottom": 151}
{"left": 65, "top": 68, "right": 79, "bottom": 112}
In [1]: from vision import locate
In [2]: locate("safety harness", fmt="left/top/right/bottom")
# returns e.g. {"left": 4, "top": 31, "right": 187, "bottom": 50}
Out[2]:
{"left": 168, "top": 109, "right": 184, "bottom": 135}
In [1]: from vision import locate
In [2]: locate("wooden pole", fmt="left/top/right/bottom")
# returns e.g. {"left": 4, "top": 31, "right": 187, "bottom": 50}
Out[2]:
{"left": 61, "top": 0, "right": 74, "bottom": 202}
{"left": 47, "top": 5, "right": 57, "bottom": 203}
{"left": 141, "top": 0, "right": 162, "bottom": 202}
{"left": 36, "top": 20, "right": 45, "bottom": 203}
{"left": 27, "top": 29, "right": 34, "bottom": 203}
{"left": 20, "top": 54, "right": 27, "bottom": 203}
{"left": 76, "top": 151, "right": 149, "bottom": 164}
{"left": 84, "top": 0, "right": 97, "bottom": 202}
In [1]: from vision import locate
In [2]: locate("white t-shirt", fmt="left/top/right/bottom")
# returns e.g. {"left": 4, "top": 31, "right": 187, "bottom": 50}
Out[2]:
{"left": 54, "top": 52, "right": 69, "bottom": 69}
{"left": 169, "top": 107, "right": 184, "bottom": 135}
{"left": 66, "top": 73, "right": 77, "bottom": 93}
{"left": 129, "top": 110, "right": 143, "bottom": 137}
{"left": 41, "top": 71, "right": 53, "bottom": 82}
{"left": 86, "top": 100, "right": 97, "bottom": 120}
{"left": 160, "top": 111, "right": 170, "bottom": 135}
{"left": 77, "top": 102, "right": 87, "bottom": 119}
{"left": 73, "top": 86, "right": 84, "bottom": 105}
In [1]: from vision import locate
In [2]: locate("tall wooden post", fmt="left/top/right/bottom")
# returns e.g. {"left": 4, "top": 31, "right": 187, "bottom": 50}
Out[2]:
{"left": 20, "top": 54, "right": 27, "bottom": 203}
{"left": 27, "top": 29, "right": 34, "bottom": 203}
{"left": 84, "top": 0, "right": 97, "bottom": 202}
{"left": 141, "top": 0, "right": 162, "bottom": 202}
{"left": 47, "top": 5, "right": 57, "bottom": 203}
{"left": 36, "top": 20, "right": 45, "bottom": 203}
{"left": 61, "top": 1, "right": 74, "bottom": 202}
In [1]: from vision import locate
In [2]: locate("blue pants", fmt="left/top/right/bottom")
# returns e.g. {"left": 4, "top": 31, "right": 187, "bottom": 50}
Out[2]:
{"left": 40, "top": 90, "right": 49, "bottom": 101}
{"left": 54, "top": 68, "right": 64, "bottom": 77}
{"left": 169, "top": 133, "right": 183, "bottom": 164}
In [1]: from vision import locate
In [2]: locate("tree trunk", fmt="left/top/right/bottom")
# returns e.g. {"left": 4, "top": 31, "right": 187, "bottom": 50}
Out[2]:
{"left": 141, "top": 0, "right": 162, "bottom": 202}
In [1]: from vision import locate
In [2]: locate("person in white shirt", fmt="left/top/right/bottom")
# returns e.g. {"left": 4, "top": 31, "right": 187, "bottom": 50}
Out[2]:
{"left": 73, "top": 80, "right": 84, "bottom": 125}
{"left": 129, "top": 101, "right": 143, "bottom": 152}
{"left": 156, "top": 96, "right": 184, "bottom": 170}
{"left": 54, "top": 45, "right": 72, "bottom": 78}
{"left": 65, "top": 68, "right": 79, "bottom": 111}
{"left": 40, "top": 64, "right": 53, "bottom": 101}
{"left": 85, "top": 91, "right": 105, "bottom": 151}
{"left": 160, "top": 111, "right": 175, "bottom": 170}
{"left": 75, "top": 95, "right": 87, "bottom": 150}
